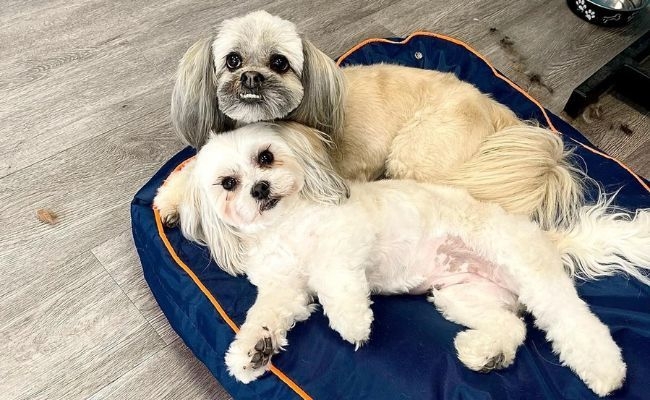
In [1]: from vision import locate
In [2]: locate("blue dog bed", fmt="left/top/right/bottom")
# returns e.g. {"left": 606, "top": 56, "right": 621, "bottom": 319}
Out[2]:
{"left": 131, "top": 33, "right": 650, "bottom": 400}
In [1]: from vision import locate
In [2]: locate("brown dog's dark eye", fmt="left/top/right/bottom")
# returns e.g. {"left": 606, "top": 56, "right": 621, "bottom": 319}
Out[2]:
{"left": 269, "top": 54, "right": 289, "bottom": 73}
{"left": 221, "top": 176, "right": 238, "bottom": 191}
{"left": 226, "top": 53, "right": 242, "bottom": 70}
{"left": 258, "top": 149, "right": 274, "bottom": 166}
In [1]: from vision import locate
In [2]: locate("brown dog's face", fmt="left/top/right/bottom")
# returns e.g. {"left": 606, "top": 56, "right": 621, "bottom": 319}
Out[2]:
{"left": 212, "top": 11, "right": 305, "bottom": 123}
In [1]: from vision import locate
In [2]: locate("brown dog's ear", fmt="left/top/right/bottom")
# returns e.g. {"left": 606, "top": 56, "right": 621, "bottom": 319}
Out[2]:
{"left": 277, "top": 122, "right": 350, "bottom": 205}
{"left": 171, "top": 38, "right": 231, "bottom": 149}
{"left": 289, "top": 39, "right": 346, "bottom": 142}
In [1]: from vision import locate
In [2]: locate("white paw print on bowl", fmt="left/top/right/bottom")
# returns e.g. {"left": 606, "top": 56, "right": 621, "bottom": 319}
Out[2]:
{"left": 585, "top": 9, "right": 596, "bottom": 20}
{"left": 576, "top": 0, "right": 586, "bottom": 11}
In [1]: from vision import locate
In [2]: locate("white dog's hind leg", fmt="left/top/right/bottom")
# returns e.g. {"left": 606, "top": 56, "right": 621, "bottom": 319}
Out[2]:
{"left": 462, "top": 211, "right": 626, "bottom": 396}
{"left": 431, "top": 282, "right": 525, "bottom": 372}
{"left": 516, "top": 269, "right": 626, "bottom": 396}
{"left": 225, "top": 284, "right": 314, "bottom": 383}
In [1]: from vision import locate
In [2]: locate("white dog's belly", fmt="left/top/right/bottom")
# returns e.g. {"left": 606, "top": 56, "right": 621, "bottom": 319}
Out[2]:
{"left": 368, "top": 235, "right": 518, "bottom": 301}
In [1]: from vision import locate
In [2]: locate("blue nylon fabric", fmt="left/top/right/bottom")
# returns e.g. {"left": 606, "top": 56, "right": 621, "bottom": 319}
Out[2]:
{"left": 131, "top": 34, "right": 650, "bottom": 400}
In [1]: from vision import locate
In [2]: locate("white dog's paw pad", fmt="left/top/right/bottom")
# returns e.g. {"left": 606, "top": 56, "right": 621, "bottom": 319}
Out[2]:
{"left": 478, "top": 352, "right": 507, "bottom": 372}
{"left": 249, "top": 336, "right": 274, "bottom": 369}
{"left": 455, "top": 329, "right": 518, "bottom": 372}
{"left": 225, "top": 327, "right": 280, "bottom": 383}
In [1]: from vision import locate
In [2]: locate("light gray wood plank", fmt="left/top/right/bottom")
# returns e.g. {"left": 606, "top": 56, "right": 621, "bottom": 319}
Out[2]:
{"left": 625, "top": 134, "right": 650, "bottom": 181}
{"left": 0, "top": 81, "right": 172, "bottom": 178}
{"left": 92, "top": 230, "right": 179, "bottom": 344}
{"left": 0, "top": 1, "right": 156, "bottom": 76}
{"left": 270, "top": 0, "right": 398, "bottom": 57}
{"left": 89, "top": 339, "right": 232, "bottom": 400}
{"left": 0, "top": 252, "right": 164, "bottom": 400}
{"left": 0, "top": 104, "right": 183, "bottom": 298}
{"left": 122, "top": 0, "right": 276, "bottom": 78}
{"left": 0, "top": 38, "right": 173, "bottom": 178}
{"left": 372, "top": 0, "right": 544, "bottom": 49}
{"left": 375, "top": 0, "right": 649, "bottom": 111}
{"left": 293, "top": 17, "right": 396, "bottom": 60}
{"left": 475, "top": 4, "right": 649, "bottom": 113}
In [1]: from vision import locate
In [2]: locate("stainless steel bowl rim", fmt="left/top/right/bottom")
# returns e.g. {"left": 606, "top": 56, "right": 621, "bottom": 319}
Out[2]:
{"left": 584, "top": 0, "right": 648, "bottom": 12}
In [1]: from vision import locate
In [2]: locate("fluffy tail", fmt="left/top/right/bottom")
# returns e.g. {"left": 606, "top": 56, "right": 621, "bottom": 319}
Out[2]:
{"left": 547, "top": 194, "right": 650, "bottom": 285}
{"left": 443, "top": 125, "right": 585, "bottom": 229}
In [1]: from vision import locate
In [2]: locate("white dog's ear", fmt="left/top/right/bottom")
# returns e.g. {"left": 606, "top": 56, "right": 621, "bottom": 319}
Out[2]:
{"left": 290, "top": 39, "right": 346, "bottom": 141}
{"left": 179, "top": 173, "right": 246, "bottom": 276}
{"left": 171, "top": 38, "right": 230, "bottom": 149}
{"left": 279, "top": 123, "right": 350, "bottom": 205}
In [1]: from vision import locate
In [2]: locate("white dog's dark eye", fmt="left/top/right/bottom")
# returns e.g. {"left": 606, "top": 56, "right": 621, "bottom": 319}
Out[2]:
{"left": 269, "top": 54, "right": 289, "bottom": 73}
{"left": 221, "top": 176, "right": 238, "bottom": 191}
{"left": 226, "top": 53, "right": 242, "bottom": 70}
{"left": 258, "top": 149, "right": 274, "bottom": 166}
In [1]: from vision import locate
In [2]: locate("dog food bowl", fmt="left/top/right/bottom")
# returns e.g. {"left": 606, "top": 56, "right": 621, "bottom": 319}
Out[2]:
{"left": 567, "top": 0, "right": 648, "bottom": 26}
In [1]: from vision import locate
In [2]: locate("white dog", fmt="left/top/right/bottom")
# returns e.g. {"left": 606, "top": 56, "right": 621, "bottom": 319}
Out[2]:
{"left": 167, "top": 10, "right": 582, "bottom": 229}
{"left": 170, "top": 122, "right": 650, "bottom": 397}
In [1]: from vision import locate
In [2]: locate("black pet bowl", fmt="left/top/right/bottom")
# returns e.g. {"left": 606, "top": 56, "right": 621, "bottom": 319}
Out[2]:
{"left": 567, "top": 0, "right": 648, "bottom": 26}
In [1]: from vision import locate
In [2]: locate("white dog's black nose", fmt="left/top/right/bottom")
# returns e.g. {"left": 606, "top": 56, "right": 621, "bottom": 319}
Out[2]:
{"left": 241, "top": 71, "right": 265, "bottom": 89}
{"left": 251, "top": 181, "right": 271, "bottom": 200}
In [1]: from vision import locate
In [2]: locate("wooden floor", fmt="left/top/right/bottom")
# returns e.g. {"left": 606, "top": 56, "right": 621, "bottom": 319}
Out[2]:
{"left": 1, "top": 1, "right": 647, "bottom": 399}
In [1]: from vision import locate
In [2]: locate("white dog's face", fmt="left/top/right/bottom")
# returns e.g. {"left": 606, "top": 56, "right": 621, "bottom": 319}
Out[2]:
{"left": 212, "top": 11, "right": 305, "bottom": 123}
{"left": 194, "top": 124, "right": 305, "bottom": 230}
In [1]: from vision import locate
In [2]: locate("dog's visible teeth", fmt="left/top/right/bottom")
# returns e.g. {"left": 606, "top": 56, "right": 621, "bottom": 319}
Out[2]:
{"left": 240, "top": 93, "right": 261, "bottom": 99}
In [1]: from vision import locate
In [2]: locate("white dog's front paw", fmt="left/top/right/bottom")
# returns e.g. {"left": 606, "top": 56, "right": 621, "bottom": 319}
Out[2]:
{"left": 329, "top": 308, "right": 373, "bottom": 349}
{"left": 154, "top": 164, "right": 193, "bottom": 227}
{"left": 154, "top": 186, "right": 181, "bottom": 227}
{"left": 225, "top": 327, "right": 282, "bottom": 383}
{"left": 454, "top": 329, "right": 519, "bottom": 372}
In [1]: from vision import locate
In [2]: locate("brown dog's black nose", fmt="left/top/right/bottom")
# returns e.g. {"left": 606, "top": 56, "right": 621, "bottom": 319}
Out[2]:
{"left": 241, "top": 71, "right": 265, "bottom": 89}
{"left": 251, "top": 181, "right": 270, "bottom": 200}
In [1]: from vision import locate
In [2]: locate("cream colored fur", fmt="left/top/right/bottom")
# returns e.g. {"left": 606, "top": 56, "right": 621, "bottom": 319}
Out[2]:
{"left": 335, "top": 65, "right": 582, "bottom": 228}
